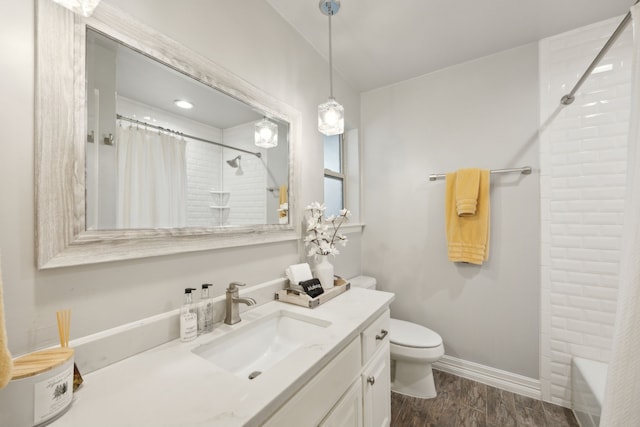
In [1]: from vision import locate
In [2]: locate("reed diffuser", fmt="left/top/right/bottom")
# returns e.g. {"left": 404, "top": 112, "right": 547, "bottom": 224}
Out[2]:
{"left": 56, "top": 309, "right": 83, "bottom": 391}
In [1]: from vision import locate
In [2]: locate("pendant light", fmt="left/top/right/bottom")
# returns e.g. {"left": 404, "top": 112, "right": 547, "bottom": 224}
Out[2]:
{"left": 254, "top": 117, "right": 278, "bottom": 148}
{"left": 51, "top": 0, "right": 102, "bottom": 17}
{"left": 318, "top": 0, "right": 344, "bottom": 136}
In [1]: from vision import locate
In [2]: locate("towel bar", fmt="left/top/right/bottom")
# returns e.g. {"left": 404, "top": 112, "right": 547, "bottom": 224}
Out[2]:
{"left": 428, "top": 166, "right": 532, "bottom": 181}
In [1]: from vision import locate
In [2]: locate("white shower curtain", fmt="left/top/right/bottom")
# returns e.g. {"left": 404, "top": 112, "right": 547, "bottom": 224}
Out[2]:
{"left": 600, "top": 4, "right": 640, "bottom": 426}
{"left": 116, "top": 126, "right": 187, "bottom": 229}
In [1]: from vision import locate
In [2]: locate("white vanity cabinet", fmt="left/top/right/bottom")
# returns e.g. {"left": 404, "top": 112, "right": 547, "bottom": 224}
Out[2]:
{"left": 45, "top": 290, "right": 395, "bottom": 427}
{"left": 360, "top": 310, "right": 391, "bottom": 427}
{"left": 263, "top": 309, "right": 391, "bottom": 427}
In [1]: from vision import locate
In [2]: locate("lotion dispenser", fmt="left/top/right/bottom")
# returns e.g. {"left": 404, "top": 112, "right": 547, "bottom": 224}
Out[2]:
{"left": 198, "top": 283, "right": 214, "bottom": 335}
{"left": 180, "top": 288, "right": 198, "bottom": 342}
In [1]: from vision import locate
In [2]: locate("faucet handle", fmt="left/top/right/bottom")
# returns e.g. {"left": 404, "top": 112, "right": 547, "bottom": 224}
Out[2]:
{"left": 227, "top": 282, "right": 246, "bottom": 291}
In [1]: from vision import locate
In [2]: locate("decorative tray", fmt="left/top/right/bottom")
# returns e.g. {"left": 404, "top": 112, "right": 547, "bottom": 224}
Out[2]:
{"left": 275, "top": 279, "right": 350, "bottom": 308}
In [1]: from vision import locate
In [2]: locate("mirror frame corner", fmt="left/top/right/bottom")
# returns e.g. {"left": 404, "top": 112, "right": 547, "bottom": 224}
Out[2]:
{"left": 35, "top": 0, "right": 302, "bottom": 269}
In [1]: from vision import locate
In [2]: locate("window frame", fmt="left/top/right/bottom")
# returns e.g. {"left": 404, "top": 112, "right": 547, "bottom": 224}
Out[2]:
{"left": 324, "top": 134, "right": 346, "bottom": 214}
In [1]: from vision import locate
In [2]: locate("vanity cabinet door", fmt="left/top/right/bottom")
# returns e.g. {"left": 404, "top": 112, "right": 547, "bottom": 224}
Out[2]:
{"left": 319, "top": 379, "right": 363, "bottom": 427}
{"left": 362, "top": 341, "right": 391, "bottom": 427}
{"left": 262, "top": 338, "right": 361, "bottom": 427}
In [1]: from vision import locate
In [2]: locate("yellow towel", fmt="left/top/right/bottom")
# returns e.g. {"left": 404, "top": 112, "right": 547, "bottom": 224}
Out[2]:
{"left": 0, "top": 256, "right": 12, "bottom": 389}
{"left": 455, "top": 168, "right": 481, "bottom": 216}
{"left": 279, "top": 185, "right": 288, "bottom": 205}
{"left": 445, "top": 170, "right": 490, "bottom": 265}
{"left": 279, "top": 185, "right": 288, "bottom": 218}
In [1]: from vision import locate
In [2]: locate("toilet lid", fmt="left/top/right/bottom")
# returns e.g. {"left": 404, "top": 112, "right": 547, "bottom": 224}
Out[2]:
{"left": 390, "top": 319, "right": 443, "bottom": 348}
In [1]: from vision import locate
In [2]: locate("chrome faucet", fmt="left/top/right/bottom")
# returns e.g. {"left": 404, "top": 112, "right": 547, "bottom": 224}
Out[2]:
{"left": 224, "top": 282, "right": 257, "bottom": 325}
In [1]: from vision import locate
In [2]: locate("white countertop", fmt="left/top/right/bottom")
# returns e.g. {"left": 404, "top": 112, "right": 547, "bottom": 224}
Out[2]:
{"left": 50, "top": 288, "right": 394, "bottom": 427}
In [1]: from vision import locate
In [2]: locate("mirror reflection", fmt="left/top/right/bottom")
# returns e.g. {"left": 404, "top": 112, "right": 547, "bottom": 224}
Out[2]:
{"left": 85, "top": 28, "right": 290, "bottom": 230}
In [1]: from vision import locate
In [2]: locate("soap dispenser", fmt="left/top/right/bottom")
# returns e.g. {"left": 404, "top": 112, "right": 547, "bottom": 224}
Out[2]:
{"left": 180, "top": 288, "right": 198, "bottom": 342}
{"left": 197, "top": 284, "right": 214, "bottom": 335}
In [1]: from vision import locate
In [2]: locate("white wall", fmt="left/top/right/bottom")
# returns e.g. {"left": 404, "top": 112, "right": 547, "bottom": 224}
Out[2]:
{"left": 361, "top": 44, "right": 541, "bottom": 378}
{"left": 0, "top": 0, "right": 361, "bottom": 357}
{"left": 265, "top": 122, "right": 290, "bottom": 224}
{"left": 539, "top": 16, "right": 632, "bottom": 405}
{"left": 86, "top": 39, "right": 118, "bottom": 229}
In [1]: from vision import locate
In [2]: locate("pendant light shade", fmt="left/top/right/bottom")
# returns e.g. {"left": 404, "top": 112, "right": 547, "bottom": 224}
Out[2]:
{"left": 51, "top": 0, "right": 101, "bottom": 17}
{"left": 318, "top": 97, "right": 344, "bottom": 136}
{"left": 255, "top": 118, "right": 278, "bottom": 148}
{"left": 318, "top": 0, "right": 344, "bottom": 136}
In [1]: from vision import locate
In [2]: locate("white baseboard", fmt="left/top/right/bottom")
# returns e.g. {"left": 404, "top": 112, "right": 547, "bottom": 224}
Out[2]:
{"left": 433, "top": 355, "right": 542, "bottom": 400}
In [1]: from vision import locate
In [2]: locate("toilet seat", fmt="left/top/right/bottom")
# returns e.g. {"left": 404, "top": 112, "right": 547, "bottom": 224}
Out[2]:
{"left": 390, "top": 319, "right": 442, "bottom": 348}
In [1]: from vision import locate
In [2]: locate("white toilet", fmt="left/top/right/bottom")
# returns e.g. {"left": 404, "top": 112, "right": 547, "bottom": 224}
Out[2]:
{"left": 350, "top": 276, "right": 445, "bottom": 398}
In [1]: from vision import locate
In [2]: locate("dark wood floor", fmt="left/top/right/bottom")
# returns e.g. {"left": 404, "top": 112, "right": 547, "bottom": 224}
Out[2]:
{"left": 390, "top": 370, "right": 580, "bottom": 427}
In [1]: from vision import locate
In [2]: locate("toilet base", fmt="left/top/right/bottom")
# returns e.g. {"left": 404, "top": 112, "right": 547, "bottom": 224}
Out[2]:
{"left": 391, "top": 359, "right": 437, "bottom": 399}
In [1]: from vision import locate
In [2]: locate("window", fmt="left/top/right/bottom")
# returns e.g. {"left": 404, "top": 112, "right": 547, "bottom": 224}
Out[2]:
{"left": 324, "top": 134, "right": 345, "bottom": 217}
{"left": 323, "top": 130, "right": 359, "bottom": 223}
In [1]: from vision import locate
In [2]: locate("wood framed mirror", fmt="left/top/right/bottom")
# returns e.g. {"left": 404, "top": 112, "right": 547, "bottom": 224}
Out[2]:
{"left": 35, "top": 0, "right": 301, "bottom": 269}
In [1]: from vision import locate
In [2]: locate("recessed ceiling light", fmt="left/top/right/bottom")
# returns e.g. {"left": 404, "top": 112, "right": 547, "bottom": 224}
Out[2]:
{"left": 174, "top": 99, "right": 193, "bottom": 109}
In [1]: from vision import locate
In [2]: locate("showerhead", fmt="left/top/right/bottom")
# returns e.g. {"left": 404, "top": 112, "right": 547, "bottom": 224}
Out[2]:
{"left": 226, "top": 155, "right": 241, "bottom": 168}
{"left": 226, "top": 155, "right": 244, "bottom": 176}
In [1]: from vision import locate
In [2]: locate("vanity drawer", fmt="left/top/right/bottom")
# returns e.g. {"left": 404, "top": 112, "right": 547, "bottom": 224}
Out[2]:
{"left": 361, "top": 309, "right": 390, "bottom": 365}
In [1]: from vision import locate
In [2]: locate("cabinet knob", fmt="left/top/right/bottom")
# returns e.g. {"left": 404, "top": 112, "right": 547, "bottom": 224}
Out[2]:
{"left": 367, "top": 376, "right": 375, "bottom": 385}
{"left": 375, "top": 329, "right": 388, "bottom": 341}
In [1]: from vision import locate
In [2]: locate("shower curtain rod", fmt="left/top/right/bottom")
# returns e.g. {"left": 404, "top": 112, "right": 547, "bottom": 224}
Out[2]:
{"left": 428, "top": 166, "right": 532, "bottom": 181}
{"left": 116, "top": 114, "right": 262, "bottom": 158}
{"left": 561, "top": 1, "right": 639, "bottom": 105}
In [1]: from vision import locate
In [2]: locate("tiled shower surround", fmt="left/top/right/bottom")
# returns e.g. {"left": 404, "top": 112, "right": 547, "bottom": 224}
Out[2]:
{"left": 187, "top": 123, "right": 268, "bottom": 227}
{"left": 186, "top": 138, "right": 223, "bottom": 227}
{"left": 539, "top": 16, "right": 633, "bottom": 405}
{"left": 119, "top": 98, "right": 267, "bottom": 227}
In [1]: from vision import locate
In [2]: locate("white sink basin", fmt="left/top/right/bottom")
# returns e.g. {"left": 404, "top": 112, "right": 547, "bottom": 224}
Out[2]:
{"left": 193, "top": 310, "right": 331, "bottom": 380}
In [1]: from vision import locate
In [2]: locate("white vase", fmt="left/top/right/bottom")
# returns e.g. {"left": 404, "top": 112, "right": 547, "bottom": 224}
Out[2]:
{"left": 314, "top": 255, "right": 334, "bottom": 289}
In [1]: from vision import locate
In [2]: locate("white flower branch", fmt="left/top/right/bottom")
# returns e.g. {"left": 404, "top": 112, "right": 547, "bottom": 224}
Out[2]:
{"left": 304, "top": 202, "right": 351, "bottom": 258}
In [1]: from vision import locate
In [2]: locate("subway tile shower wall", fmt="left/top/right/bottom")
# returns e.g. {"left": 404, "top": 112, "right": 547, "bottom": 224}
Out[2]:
{"left": 222, "top": 123, "right": 268, "bottom": 225}
{"left": 186, "top": 122, "right": 267, "bottom": 227}
{"left": 186, "top": 139, "right": 223, "bottom": 227}
{"left": 539, "top": 16, "right": 632, "bottom": 406}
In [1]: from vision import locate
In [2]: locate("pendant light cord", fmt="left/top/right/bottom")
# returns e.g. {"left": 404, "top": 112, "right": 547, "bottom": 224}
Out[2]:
{"left": 317, "top": 0, "right": 344, "bottom": 135}
{"left": 328, "top": 10, "right": 334, "bottom": 98}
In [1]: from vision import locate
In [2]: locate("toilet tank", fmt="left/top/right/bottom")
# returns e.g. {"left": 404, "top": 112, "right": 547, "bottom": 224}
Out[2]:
{"left": 349, "top": 275, "right": 377, "bottom": 290}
